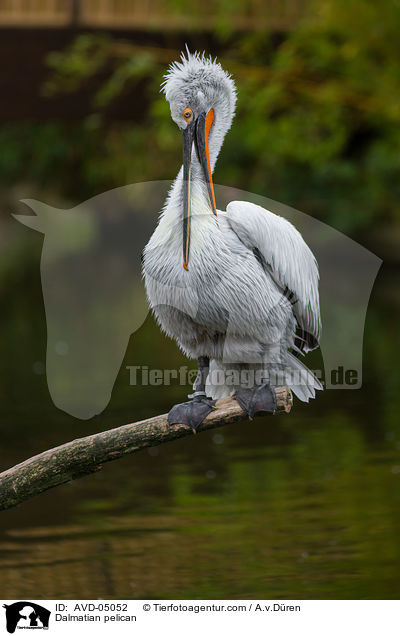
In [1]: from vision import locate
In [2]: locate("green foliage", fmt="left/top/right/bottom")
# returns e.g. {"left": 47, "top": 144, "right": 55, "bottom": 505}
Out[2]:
{"left": 2, "top": 0, "right": 400, "bottom": 233}
{"left": 229, "top": 0, "right": 400, "bottom": 230}
{"left": 44, "top": 34, "right": 112, "bottom": 96}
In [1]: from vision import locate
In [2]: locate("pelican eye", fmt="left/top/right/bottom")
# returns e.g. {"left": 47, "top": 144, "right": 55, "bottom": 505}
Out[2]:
{"left": 183, "top": 108, "right": 193, "bottom": 121}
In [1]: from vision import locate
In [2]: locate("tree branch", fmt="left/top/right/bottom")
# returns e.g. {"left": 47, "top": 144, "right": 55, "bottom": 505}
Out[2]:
{"left": 0, "top": 387, "right": 292, "bottom": 511}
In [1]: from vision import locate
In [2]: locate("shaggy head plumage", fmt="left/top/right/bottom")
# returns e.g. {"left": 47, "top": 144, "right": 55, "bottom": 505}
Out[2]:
{"left": 161, "top": 49, "right": 237, "bottom": 137}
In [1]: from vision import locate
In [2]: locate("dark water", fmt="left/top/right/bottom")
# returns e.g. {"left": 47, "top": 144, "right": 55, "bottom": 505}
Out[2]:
{"left": 0, "top": 234, "right": 399, "bottom": 599}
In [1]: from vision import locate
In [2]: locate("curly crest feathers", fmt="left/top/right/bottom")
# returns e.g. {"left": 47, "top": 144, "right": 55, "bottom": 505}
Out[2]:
{"left": 161, "top": 48, "right": 237, "bottom": 126}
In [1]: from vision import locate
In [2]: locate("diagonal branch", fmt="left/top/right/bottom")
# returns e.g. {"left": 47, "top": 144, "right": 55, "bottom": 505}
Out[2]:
{"left": 0, "top": 388, "right": 292, "bottom": 511}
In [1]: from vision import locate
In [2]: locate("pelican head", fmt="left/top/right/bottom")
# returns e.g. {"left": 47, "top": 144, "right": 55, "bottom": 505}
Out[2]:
{"left": 162, "top": 50, "right": 237, "bottom": 269}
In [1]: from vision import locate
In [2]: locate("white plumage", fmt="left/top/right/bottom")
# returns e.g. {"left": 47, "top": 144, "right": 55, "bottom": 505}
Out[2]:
{"left": 143, "top": 50, "right": 322, "bottom": 404}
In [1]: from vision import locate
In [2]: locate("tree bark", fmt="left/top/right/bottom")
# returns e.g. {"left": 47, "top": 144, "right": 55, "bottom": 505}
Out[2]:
{"left": 0, "top": 387, "right": 292, "bottom": 511}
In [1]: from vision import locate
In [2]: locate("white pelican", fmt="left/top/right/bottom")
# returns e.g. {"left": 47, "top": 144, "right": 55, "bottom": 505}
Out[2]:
{"left": 143, "top": 51, "right": 322, "bottom": 430}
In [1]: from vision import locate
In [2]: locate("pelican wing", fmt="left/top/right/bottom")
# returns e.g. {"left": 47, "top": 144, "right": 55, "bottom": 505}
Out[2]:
{"left": 225, "top": 201, "right": 321, "bottom": 353}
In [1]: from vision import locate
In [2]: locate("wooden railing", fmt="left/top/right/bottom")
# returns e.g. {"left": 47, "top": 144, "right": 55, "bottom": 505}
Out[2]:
{"left": 0, "top": 0, "right": 71, "bottom": 25}
{"left": 0, "top": 0, "right": 309, "bottom": 29}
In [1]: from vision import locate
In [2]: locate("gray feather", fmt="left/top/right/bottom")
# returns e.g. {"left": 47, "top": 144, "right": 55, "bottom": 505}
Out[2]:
{"left": 143, "top": 50, "right": 322, "bottom": 402}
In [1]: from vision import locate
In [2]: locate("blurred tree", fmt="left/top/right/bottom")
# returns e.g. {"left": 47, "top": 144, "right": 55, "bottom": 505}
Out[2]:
{"left": 231, "top": 0, "right": 400, "bottom": 231}
{"left": 1, "top": 0, "right": 400, "bottom": 234}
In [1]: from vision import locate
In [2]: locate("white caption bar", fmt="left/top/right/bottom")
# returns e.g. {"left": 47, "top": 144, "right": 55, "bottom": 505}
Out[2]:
{"left": 1, "top": 599, "right": 398, "bottom": 636}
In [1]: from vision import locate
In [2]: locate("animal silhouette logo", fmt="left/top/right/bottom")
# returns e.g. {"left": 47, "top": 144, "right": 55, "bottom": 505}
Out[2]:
{"left": 2, "top": 602, "right": 50, "bottom": 633}
{"left": 13, "top": 183, "right": 163, "bottom": 419}
{"left": 13, "top": 183, "right": 381, "bottom": 418}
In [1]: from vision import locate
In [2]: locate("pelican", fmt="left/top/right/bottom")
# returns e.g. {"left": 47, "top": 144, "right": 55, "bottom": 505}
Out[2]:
{"left": 143, "top": 51, "right": 322, "bottom": 430}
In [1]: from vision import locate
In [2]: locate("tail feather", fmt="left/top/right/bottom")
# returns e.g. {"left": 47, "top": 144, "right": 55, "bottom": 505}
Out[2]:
{"left": 206, "top": 356, "right": 323, "bottom": 403}
{"left": 284, "top": 352, "right": 323, "bottom": 402}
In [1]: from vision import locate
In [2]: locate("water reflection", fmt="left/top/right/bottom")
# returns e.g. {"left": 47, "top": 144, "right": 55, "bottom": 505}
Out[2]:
{"left": 0, "top": 240, "right": 399, "bottom": 598}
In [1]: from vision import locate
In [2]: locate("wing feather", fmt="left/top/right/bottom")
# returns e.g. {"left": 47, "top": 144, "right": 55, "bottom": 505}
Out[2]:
{"left": 226, "top": 201, "right": 321, "bottom": 352}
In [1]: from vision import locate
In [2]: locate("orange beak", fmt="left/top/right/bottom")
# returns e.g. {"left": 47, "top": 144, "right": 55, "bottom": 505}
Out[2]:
{"left": 194, "top": 108, "right": 217, "bottom": 218}
{"left": 181, "top": 108, "right": 216, "bottom": 271}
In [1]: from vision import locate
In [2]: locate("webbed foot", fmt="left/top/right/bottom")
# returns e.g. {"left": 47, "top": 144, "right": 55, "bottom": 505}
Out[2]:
{"left": 168, "top": 392, "right": 216, "bottom": 432}
{"left": 234, "top": 383, "right": 276, "bottom": 418}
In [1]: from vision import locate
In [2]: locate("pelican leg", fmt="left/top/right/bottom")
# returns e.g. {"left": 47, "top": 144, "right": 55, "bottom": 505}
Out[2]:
{"left": 168, "top": 356, "right": 216, "bottom": 432}
{"left": 234, "top": 383, "right": 276, "bottom": 419}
